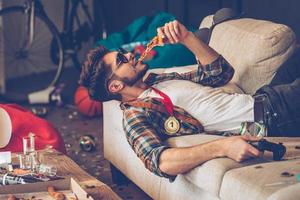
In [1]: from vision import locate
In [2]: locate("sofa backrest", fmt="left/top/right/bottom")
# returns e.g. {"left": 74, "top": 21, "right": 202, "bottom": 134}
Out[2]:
{"left": 200, "top": 15, "right": 297, "bottom": 94}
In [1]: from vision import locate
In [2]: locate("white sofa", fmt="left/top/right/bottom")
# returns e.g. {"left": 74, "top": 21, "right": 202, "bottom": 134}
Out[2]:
{"left": 103, "top": 15, "right": 300, "bottom": 200}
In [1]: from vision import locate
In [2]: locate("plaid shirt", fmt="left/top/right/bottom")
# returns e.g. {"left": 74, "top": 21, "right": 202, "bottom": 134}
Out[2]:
{"left": 121, "top": 55, "right": 234, "bottom": 179}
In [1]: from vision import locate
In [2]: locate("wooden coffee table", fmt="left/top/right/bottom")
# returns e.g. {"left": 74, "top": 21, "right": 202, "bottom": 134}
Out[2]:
{"left": 12, "top": 148, "right": 121, "bottom": 200}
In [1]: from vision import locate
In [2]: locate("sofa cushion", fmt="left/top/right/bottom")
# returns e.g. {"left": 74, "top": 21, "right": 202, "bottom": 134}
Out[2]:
{"left": 200, "top": 16, "right": 297, "bottom": 94}
{"left": 167, "top": 135, "right": 268, "bottom": 196}
{"left": 168, "top": 135, "right": 300, "bottom": 198}
{"left": 220, "top": 160, "right": 300, "bottom": 200}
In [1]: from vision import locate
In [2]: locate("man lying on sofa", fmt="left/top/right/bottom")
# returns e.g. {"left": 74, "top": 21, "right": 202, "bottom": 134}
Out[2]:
{"left": 79, "top": 20, "right": 300, "bottom": 179}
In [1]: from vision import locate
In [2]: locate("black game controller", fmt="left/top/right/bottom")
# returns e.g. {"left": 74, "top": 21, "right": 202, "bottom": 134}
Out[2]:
{"left": 249, "top": 139, "right": 286, "bottom": 161}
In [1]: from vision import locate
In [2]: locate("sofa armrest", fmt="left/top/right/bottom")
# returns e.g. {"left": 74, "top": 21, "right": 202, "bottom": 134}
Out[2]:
{"left": 199, "top": 15, "right": 297, "bottom": 94}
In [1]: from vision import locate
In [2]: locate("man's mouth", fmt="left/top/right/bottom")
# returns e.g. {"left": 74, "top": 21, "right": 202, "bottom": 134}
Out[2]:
{"left": 133, "top": 58, "right": 139, "bottom": 66}
{"left": 133, "top": 59, "right": 144, "bottom": 67}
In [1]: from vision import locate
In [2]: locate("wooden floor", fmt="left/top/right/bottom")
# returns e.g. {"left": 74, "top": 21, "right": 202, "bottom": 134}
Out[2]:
{"left": 45, "top": 105, "right": 151, "bottom": 200}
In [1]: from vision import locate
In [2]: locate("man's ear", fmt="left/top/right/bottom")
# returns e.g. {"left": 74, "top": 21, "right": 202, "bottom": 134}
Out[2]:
{"left": 108, "top": 80, "right": 124, "bottom": 93}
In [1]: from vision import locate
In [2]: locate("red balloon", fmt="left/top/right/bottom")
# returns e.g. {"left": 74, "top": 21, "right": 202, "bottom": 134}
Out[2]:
{"left": 74, "top": 86, "right": 102, "bottom": 117}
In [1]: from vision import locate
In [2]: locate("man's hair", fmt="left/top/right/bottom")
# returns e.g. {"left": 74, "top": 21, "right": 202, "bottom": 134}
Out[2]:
{"left": 79, "top": 46, "right": 121, "bottom": 101}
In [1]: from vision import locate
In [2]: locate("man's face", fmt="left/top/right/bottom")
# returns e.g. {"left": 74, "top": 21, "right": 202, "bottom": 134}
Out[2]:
{"left": 103, "top": 48, "right": 149, "bottom": 86}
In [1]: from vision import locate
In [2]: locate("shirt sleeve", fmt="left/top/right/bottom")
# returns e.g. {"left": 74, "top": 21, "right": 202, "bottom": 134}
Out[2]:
{"left": 181, "top": 55, "right": 235, "bottom": 87}
{"left": 122, "top": 107, "right": 175, "bottom": 179}
{"left": 144, "top": 55, "right": 234, "bottom": 87}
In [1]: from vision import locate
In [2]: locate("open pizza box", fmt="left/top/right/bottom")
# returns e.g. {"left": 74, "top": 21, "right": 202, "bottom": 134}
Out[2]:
{"left": 0, "top": 177, "right": 94, "bottom": 200}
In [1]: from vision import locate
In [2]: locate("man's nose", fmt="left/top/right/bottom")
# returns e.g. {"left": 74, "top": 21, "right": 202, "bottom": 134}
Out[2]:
{"left": 125, "top": 52, "right": 134, "bottom": 61}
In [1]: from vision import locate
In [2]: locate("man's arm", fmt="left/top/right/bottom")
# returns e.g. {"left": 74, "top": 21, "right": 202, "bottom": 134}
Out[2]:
{"left": 144, "top": 56, "right": 234, "bottom": 87}
{"left": 159, "top": 135, "right": 261, "bottom": 176}
{"left": 122, "top": 107, "right": 173, "bottom": 178}
{"left": 123, "top": 107, "right": 261, "bottom": 177}
{"left": 154, "top": 20, "right": 234, "bottom": 87}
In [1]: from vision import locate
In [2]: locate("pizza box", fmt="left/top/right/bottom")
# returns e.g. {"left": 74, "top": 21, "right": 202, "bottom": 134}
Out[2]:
{"left": 0, "top": 177, "right": 94, "bottom": 200}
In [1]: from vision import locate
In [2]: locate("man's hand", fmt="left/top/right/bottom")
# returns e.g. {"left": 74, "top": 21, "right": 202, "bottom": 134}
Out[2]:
{"left": 157, "top": 20, "right": 191, "bottom": 44}
{"left": 157, "top": 20, "right": 219, "bottom": 65}
{"left": 221, "top": 135, "right": 262, "bottom": 162}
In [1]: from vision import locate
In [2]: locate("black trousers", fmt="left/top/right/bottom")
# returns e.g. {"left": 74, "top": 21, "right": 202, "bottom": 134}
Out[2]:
{"left": 256, "top": 48, "right": 300, "bottom": 137}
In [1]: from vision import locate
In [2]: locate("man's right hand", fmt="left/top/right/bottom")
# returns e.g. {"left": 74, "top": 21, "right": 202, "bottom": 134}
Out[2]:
{"left": 156, "top": 20, "right": 191, "bottom": 44}
{"left": 157, "top": 20, "right": 220, "bottom": 66}
{"left": 220, "top": 135, "right": 262, "bottom": 162}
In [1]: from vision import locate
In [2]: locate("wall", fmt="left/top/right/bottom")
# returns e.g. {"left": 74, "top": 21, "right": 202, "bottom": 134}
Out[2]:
{"left": 96, "top": 0, "right": 299, "bottom": 41}
{"left": 243, "top": 0, "right": 300, "bottom": 41}
{"left": 96, "top": 0, "right": 237, "bottom": 33}
{"left": 95, "top": 0, "right": 165, "bottom": 34}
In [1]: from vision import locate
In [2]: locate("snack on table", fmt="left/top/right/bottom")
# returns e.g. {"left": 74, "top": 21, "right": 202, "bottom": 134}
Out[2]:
{"left": 12, "top": 168, "right": 31, "bottom": 176}
{"left": 47, "top": 186, "right": 66, "bottom": 200}
{"left": 138, "top": 35, "right": 165, "bottom": 62}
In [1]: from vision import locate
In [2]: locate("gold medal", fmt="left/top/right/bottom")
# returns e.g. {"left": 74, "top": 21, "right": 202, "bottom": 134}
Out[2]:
{"left": 164, "top": 116, "right": 180, "bottom": 135}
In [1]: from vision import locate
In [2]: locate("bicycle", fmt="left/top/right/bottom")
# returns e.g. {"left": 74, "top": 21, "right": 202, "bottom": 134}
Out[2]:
{"left": 0, "top": 0, "right": 106, "bottom": 104}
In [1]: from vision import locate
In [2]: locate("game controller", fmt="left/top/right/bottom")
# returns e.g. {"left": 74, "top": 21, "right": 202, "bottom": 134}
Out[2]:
{"left": 249, "top": 139, "right": 286, "bottom": 161}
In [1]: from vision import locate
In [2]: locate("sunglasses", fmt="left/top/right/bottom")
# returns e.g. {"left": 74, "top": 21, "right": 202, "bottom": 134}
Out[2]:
{"left": 116, "top": 48, "right": 129, "bottom": 67}
{"left": 106, "top": 48, "right": 129, "bottom": 89}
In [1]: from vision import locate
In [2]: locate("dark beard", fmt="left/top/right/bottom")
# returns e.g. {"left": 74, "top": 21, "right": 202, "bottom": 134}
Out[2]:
{"left": 122, "top": 65, "right": 149, "bottom": 86}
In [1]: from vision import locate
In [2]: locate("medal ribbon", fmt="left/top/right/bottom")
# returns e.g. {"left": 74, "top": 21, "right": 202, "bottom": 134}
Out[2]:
{"left": 150, "top": 87, "right": 174, "bottom": 116}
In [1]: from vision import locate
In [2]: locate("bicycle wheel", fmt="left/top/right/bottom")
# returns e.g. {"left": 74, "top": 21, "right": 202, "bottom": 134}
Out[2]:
{"left": 0, "top": 6, "right": 64, "bottom": 102}
{"left": 69, "top": 1, "right": 96, "bottom": 70}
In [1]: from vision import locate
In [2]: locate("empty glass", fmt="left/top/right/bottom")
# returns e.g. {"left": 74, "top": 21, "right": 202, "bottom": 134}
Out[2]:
{"left": 38, "top": 164, "right": 57, "bottom": 177}
{"left": 22, "top": 133, "right": 35, "bottom": 154}
{"left": 20, "top": 133, "right": 40, "bottom": 172}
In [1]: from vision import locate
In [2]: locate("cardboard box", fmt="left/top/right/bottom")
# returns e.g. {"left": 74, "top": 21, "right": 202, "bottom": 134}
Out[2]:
{"left": 0, "top": 177, "right": 94, "bottom": 200}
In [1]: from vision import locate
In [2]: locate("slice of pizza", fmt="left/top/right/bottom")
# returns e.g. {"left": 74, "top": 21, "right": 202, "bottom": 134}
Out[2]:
{"left": 138, "top": 35, "right": 165, "bottom": 62}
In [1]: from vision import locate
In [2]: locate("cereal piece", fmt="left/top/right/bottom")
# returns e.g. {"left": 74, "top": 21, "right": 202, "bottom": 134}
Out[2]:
{"left": 47, "top": 186, "right": 66, "bottom": 200}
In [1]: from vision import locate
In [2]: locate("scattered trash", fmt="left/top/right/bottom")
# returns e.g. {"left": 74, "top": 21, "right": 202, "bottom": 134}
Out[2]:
{"left": 84, "top": 185, "right": 96, "bottom": 189}
{"left": 79, "top": 135, "right": 96, "bottom": 152}
{"left": 254, "top": 165, "right": 263, "bottom": 169}
{"left": 31, "top": 107, "right": 48, "bottom": 117}
{"left": 281, "top": 171, "right": 294, "bottom": 177}
{"left": 68, "top": 111, "right": 79, "bottom": 120}
{"left": 68, "top": 114, "right": 74, "bottom": 119}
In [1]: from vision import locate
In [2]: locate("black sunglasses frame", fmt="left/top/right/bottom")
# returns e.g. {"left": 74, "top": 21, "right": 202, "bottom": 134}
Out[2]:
{"left": 116, "top": 48, "right": 129, "bottom": 67}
